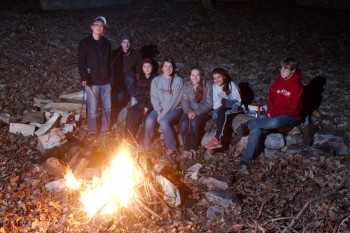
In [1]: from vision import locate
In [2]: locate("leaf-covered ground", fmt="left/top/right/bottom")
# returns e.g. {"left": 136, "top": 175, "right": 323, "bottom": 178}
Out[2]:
{"left": 0, "top": 0, "right": 349, "bottom": 232}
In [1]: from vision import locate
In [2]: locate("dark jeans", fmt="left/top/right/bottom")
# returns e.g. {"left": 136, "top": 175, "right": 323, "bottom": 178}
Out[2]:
{"left": 241, "top": 115, "right": 299, "bottom": 164}
{"left": 125, "top": 102, "right": 151, "bottom": 140}
{"left": 180, "top": 113, "right": 211, "bottom": 151}
{"left": 125, "top": 74, "right": 136, "bottom": 97}
{"left": 214, "top": 107, "right": 240, "bottom": 141}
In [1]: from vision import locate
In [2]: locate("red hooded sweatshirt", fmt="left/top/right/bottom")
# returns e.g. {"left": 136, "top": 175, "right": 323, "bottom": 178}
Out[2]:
{"left": 267, "top": 70, "right": 303, "bottom": 121}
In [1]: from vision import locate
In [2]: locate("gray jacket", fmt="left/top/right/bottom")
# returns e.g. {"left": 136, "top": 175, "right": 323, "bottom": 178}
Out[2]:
{"left": 181, "top": 79, "right": 213, "bottom": 115}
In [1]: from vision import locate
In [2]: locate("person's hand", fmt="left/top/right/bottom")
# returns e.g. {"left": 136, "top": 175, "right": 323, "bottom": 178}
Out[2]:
{"left": 82, "top": 81, "right": 86, "bottom": 87}
{"left": 188, "top": 111, "right": 196, "bottom": 120}
{"left": 267, "top": 113, "right": 271, "bottom": 117}
{"left": 144, "top": 107, "right": 148, "bottom": 114}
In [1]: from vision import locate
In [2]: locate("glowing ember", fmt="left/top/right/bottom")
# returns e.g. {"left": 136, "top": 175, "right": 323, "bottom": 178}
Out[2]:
{"left": 66, "top": 147, "right": 144, "bottom": 218}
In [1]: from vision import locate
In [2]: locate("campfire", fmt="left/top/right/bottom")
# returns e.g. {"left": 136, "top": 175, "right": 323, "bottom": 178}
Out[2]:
{"left": 62, "top": 144, "right": 179, "bottom": 221}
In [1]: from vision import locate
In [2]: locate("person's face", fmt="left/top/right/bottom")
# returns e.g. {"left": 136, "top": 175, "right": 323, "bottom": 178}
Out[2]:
{"left": 190, "top": 69, "right": 201, "bottom": 86}
{"left": 280, "top": 66, "right": 295, "bottom": 79}
{"left": 213, "top": 73, "right": 224, "bottom": 86}
{"left": 143, "top": 63, "right": 153, "bottom": 77}
{"left": 121, "top": 39, "right": 131, "bottom": 53}
{"left": 162, "top": 62, "right": 173, "bottom": 77}
{"left": 91, "top": 21, "right": 105, "bottom": 36}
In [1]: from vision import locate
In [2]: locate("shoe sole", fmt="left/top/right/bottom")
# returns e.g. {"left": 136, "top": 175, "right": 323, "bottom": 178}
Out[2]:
{"left": 204, "top": 144, "right": 222, "bottom": 149}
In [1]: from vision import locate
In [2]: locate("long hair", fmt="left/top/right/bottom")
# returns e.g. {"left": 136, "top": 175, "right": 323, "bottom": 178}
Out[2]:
{"left": 161, "top": 57, "right": 176, "bottom": 94}
{"left": 212, "top": 68, "right": 231, "bottom": 96}
{"left": 191, "top": 66, "right": 205, "bottom": 103}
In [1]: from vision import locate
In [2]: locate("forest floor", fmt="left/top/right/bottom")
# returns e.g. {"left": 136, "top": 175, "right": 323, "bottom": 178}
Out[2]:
{"left": 0, "top": 0, "right": 350, "bottom": 232}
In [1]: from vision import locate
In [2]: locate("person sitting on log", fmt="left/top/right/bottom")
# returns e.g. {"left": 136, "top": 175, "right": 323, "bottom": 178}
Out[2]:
{"left": 180, "top": 66, "right": 213, "bottom": 160}
{"left": 124, "top": 58, "right": 157, "bottom": 142}
{"left": 143, "top": 57, "right": 184, "bottom": 159}
{"left": 239, "top": 57, "right": 303, "bottom": 173}
{"left": 204, "top": 68, "right": 243, "bottom": 150}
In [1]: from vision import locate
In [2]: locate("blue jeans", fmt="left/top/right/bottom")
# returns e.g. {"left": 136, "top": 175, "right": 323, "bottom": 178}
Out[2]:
{"left": 125, "top": 74, "right": 136, "bottom": 97}
{"left": 241, "top": 115, "right": 298, "bottom": 164}
{"left": 85, "top": 84, "right": 111, "bottom": 133}
{"left": 180, "top": 113, "right": 211, "bottom": 151}
{"left": 144, "top": 108, "right": 182, "bottom": 151}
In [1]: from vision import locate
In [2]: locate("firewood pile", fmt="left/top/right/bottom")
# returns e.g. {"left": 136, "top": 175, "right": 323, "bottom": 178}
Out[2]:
{"left": 0, "top": 1, "right": 350, "bottom": 232}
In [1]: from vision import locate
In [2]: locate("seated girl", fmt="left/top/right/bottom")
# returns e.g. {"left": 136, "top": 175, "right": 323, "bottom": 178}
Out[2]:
{"left": 205, "top": 68, "right": 243, "bottom": 149}
{"left": 124, "top": 58, "right": 157, "bottom": 142}
{"left": 180, "top": 67, "right": 213, "bottom": 158}
{"left": 143, "top": 57, "right": 184, "bottom": 157}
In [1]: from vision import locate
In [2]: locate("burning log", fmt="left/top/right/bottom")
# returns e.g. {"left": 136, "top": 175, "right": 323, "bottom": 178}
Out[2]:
{"left": 62, "top": 144, "right": 175, "bottom": 221}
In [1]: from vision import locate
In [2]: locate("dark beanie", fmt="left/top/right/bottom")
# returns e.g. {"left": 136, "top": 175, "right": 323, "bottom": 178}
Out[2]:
{"left": 120, "top": 32, "right": 132, "bottom": 43}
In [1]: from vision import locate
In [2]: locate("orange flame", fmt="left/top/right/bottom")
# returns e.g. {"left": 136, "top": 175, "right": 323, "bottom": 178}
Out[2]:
{"left": 66, "top": 147, "right": 143, "bottom": 218}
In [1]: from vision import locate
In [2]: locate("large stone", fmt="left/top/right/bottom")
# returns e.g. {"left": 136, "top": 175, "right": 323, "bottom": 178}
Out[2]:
{"left": 264, "top": 133, "right": 285, "bottom": 150}
{"left": 231, "top": 113, "right": 252, "bottom": 135}
{"left": 263, "top": 148, "right": 286, "bottom": 158}
{"left": 204, "top": 189, "right": 236, "bottom": 208}
{"left": 312, "top": 132, "right": 350, "bottom": 156}
{"left": 200, "top": 176, "right": 229, "bottom": 190}
{"left": 286, "top": 134, "right": 304, "bottom": 146}
{"left": 201, "top": 128, "right": 216, "bottom": 146}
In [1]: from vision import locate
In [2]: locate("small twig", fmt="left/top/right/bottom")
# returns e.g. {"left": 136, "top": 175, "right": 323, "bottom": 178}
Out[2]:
{"left": 263, "top": 216, "right": 293, "bottom": 226}
{"left": 334, "top": 213, "right": 350, "bottom": 233}
{"left": 282, "top": 199, "right": 314, "bottom": 233}
{"left": 257, "top": 196, "right": 272, "bottom": 219}
{"left": 135, "top": 199, "right": 161, "bottom": 219}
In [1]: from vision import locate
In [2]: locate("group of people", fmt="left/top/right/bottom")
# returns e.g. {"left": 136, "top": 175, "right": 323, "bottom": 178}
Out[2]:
{"left": 78, "top": 16, "right": 304, "bottom": 171}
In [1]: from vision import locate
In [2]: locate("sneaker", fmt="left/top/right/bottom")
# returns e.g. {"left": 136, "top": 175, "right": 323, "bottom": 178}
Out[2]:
{"left": 205, "top": 138, "right": 222, "bottom": 149}
{"left": 238, "top": 161, "right": 249, "bottom": 175}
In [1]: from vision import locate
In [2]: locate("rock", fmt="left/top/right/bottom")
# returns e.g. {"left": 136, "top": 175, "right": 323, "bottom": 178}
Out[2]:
{"left": 312, "top": 132, "right": 350, "bottom": 156}
{"left": 204, "top": 189, "right": 236, "bottom": 208}
{"left": 264, "top": 133, "right": 285, "bottom": 149}
{"left": 263, "top": 148, "right": 286, "bottom": 158}
{"left": 186, "top": 163, "right": 202, "bottom": 180}
{"left": 231, "top": 113, "right": 252, "bottom": 135}
{"left": 207, "top": 205, "right": 224, "bottom": 221}
{"left": 286, "top": 134, "right": 304, "bottom": 146}
{"left": 45, "top": 179, "right": 66, "bottom": 192}
{"left": 201, "top": 129, "right": 216, "bottom": 147}
{"left": 200, "top": 176, "right": 229, "bottom": 190}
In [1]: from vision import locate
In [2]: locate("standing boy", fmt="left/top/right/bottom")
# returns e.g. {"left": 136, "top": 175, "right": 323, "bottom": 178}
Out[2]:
{"left": 240, "top": 57, "right": 303, "bottom": 171}
{"left": 111, "top": 32, "right": 142, "bottom": 115}
{"left": 78, "top": 16, "right": 112, "bottom": 136}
